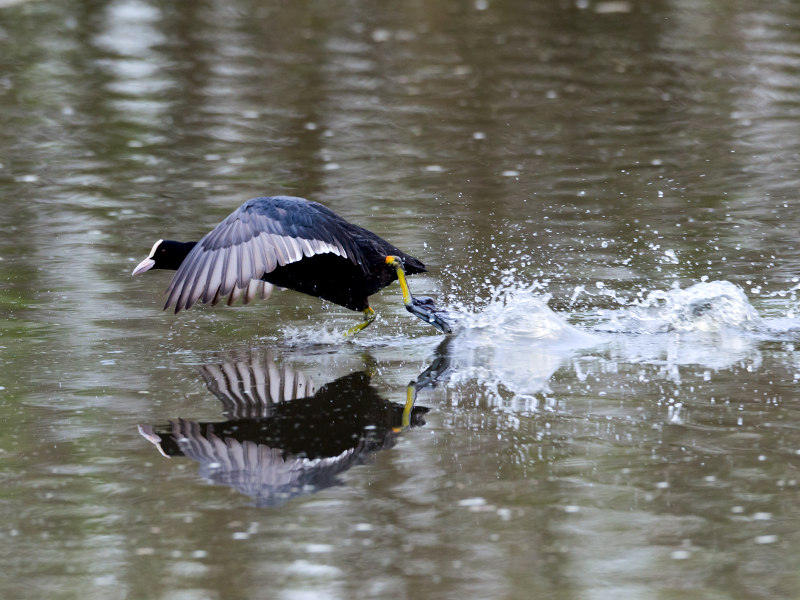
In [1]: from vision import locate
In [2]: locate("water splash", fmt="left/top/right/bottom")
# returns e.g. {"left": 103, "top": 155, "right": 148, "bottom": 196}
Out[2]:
{"left": 456, "top": 285, "right": 597, "bottom": 348}
{"left": 587, "top": 280, "right": 776, "bottom": 372}
{"left": 427, "top": 279, "right": 800, "bottom": 406}
{"left": 436, "top": 284, "right": 601, "bottom": 409}
{"left": 596, "top": 281, "right": 763, "bottom": 335}
{"left": 274, "top": 279, "right": 799, "bottom": 408}
{"left": 277, "top": 324, "right": 349, "bottom": 348}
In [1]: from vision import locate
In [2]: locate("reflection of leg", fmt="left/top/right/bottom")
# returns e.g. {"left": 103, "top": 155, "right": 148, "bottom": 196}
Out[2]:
{"left": 414, "top": 335, "right": 455, "bottom": 391}
{"left": 395, "top": 385, "right": 417, "bottom": 432}
{"left": 345, "top": 306, "right": 376, "bottom": 337}
{"left": 385, "top": 255, "right": 453, "bottom": 334}
{"left": 360, "top": 353, "right": 379, "bottom": 378}
{"left": 402, "top": 385, "right": 416, "bottom": 429}
{"left": 396, "top": 335, "right": 455, "bottom": 432}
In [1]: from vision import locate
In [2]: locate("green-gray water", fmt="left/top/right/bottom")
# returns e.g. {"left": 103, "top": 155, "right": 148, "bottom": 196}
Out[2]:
{"left": 3, "top": 1, "right": 800, "bottom": 598}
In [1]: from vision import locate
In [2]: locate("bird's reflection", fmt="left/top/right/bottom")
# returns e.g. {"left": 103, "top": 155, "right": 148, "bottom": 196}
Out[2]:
{"left": 138, "top": 349, "right": 446, "bottom": 507}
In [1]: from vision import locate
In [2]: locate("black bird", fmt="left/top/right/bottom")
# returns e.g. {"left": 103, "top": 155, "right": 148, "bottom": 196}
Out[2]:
{"left": 132, "top": 195, "right": 451, "bottom": 334}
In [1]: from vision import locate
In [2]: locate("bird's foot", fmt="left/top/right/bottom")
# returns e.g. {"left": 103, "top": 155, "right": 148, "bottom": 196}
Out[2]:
{"left": 405, "top": 296, "right": 453, "bottom": 334}
{"left": 385, "top": 255, "right": 453, "bottom": 334}
{"left": 344, "top": 306, "right": 376, "bottom": 337}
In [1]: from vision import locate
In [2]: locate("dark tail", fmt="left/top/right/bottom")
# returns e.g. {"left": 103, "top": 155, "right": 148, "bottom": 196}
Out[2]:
{"left": 403, "top": 254, "right": 426, "bottom": 275}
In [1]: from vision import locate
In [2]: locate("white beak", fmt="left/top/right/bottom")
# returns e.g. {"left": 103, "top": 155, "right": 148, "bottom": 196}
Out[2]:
{"left": 132, "top": 257, "right": 156, "bottom": 276}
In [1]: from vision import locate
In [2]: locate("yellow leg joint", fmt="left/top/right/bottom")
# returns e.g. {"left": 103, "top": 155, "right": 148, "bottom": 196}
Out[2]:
{"left": 344, "top": 306, "right": 376, "bottom": 337}
{"left": 385, "top": 255, "right": 412, "bottom": 306}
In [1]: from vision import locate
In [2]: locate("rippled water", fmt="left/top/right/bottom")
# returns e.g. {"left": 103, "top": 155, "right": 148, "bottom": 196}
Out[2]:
{"left": 3, "top": 0, "right": 800, "bottom": 598}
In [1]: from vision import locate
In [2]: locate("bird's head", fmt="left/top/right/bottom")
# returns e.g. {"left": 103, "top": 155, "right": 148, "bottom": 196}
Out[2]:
{"left": 132, "top": 239, "right": 195, "bottom": 275}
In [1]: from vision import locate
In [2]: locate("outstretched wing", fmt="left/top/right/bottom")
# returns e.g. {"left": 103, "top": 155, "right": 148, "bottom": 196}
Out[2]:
{"left": 165, "top": 196, "right": 365, "bottom": 312}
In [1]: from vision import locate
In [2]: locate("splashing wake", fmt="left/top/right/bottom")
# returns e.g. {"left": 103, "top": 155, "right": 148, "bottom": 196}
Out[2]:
{"left": 595, "top": 280, "right": 763, "bottom": 335}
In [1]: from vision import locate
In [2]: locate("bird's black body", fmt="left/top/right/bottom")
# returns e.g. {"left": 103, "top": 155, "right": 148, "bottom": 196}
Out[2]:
{"left": 132, "top": 195, "right": 452, "bottom": 333}
{"left": 264, "top": 252, "right": 419, "bottom": 311}
{"left": 242, "top": 198, "right": 425, "bottom": 311}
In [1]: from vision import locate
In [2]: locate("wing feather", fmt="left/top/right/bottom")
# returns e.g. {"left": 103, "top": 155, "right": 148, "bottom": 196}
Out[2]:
{"left": 202, "top": 251, "right": 224, "bottom": 304}
{"left": 164, "top": 256, "right": 192, "bottom": 311}
{"left": 242, "top": 279, "right": 266, "bottom": 305}
{"left": 285, "top": 236, "right": 300, "bottom": 263}
{"left": 174, "top": 249, "right": 208, "bottom": 311}
{"left": 211, "top": 286, "right": 223, "bottom": 306}
{"left": 186, "top": 252, "right": 213, "bottom": 309}
{"left": 242, "top": 280, "right": 256, "bottom": 305}
{"left": 220, "top": 243, "right": 240, "bottom": 297}
{"left": 256, "top": 234, "right": 277, "bottom": 273}
{"left": 227, "top": 282, "right": 243, "bottom": 306}
{"left": 250, "top": 234, "right": 266, "bottom": 278}
{"left": 163, "top": 196, "right": 378, "bottom": 311}
{"left": 282, "top": 236, "right": 297, "bottom": 263}
{"left": 291, "top": 236, "right": 306, "bottom": 262}
{"left": 268, "top": 233, "right": 286, "bottom": 266}
{"left": 275, "top": 234, "right": 295, "bottom": 266}
{"left": 239, "top": 237, "right": 254, "bottom": 289}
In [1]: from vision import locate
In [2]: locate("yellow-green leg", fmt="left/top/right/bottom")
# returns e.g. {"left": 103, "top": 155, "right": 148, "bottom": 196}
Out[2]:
{"left": 344, "top": 306, "right": 376, "bottom": 337}
{"left": 385, "top": 255, "right": 453, "bottom": 333}
{"left": 385, "top": 255, "right": 413, "bottom": 307}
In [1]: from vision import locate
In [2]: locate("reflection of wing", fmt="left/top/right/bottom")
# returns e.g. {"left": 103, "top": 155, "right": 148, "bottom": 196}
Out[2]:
{"left": 200, "top": 352, "right": 315, "bottom": 419}
{"left": 139, "top": 352, "right": 428, "bottom": 506}
{"left": 139, "top": 421, "right": 363, "bottom": 506}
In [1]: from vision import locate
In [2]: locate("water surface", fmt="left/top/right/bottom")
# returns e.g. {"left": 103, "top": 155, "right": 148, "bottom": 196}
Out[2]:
{"left": 2, "top": 0, "right": 800, "bottom": 598}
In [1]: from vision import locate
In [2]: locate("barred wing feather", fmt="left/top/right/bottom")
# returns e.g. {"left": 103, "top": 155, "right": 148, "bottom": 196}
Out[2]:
{"left": 164, "top": 197, "right": 362, "bottom": 313}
